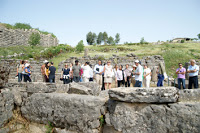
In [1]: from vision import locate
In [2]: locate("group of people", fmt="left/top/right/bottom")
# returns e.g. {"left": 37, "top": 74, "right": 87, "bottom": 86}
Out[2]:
{"left": 16, "top": 59, "right": 199, "bottom": 90}
{"left": 16, "top": 60, "right": 32, "bottom": 82}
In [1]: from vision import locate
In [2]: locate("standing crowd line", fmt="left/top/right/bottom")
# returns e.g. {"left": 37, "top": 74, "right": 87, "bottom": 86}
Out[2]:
{"left": 16, "top": 59, "right": 199, "bottom": 90}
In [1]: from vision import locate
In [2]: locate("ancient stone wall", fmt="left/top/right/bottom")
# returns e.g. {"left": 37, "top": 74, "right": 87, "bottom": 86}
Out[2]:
{"left": 0, "top": 25, "right": 58, "bottom": 47}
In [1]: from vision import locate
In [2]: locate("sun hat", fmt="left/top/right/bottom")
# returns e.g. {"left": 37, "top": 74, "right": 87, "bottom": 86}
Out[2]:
{"left": 133, "top": 65, "right": 137, "bottom": 67}
{"left": 43, "top": 60, "right": 48, "bottom": 63}
{"left": 135, "top": 60, "right": 139, "bottom": 63}
{"left": 25, "top": 63, "right": 30, "bottom": 67}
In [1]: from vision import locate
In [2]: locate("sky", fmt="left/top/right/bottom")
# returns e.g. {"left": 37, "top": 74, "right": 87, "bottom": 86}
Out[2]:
{"left": 0, "top": 0, "right": 200, "bottom": 46}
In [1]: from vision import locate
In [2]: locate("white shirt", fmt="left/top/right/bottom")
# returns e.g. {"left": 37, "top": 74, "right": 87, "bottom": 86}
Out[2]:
{"left": 94, "top": 64, "right": 104, "bottom": 74}
{"left": 135, "top": 65, "right": 143, "bottom": 81}
{"left": 115, "top": 69, "right": 126, "bottom": 81}
{"left": 81, "top": 65, "right": 91, "bottom": 78}
{"left": 188, "top": 65, "right": 199, "bottom": 77}
{"left": 144, "top": 68, "right": 151, "bottom": 79}
{"left": 89, "top": 67, "right": 93, "bottom": 78}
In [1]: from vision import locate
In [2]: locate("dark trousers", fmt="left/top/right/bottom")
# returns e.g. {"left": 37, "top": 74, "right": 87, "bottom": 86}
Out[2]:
{"left": 89, "top": 78, "right": 93, "bottom": 82}
{"left": 73, "top": 76, "right": 80, "bottom": 82}
{"left": 49, "top": 76, "right": 55, "bottom": 83}
{"left": 101, "top": 75, "right": 105, "bottom": 90}
{"left": 63, "top": 78, "right": 70, "bottom": 84}
{"left": 24, "top": 75, "right": 32, "bottom": 82}
{"left": 18, "top": 73, "right": 22, "bottom": 82}
{"left": 178, "top": 78, "right": 185, "bottom": 89}
{"left": 134, "top": 80, "right": 142, "bottom": 87}
{"left": 125, "top": 77, "right": 130, "bottom": 87}
{"left": 118, "top": 80, "right": 123, "bottom": 87}
{"left": 157, "top": 74, "right": 164, "bottom": 87}
{"left": 188, "top": 76, "right": 198, "bottom": 89}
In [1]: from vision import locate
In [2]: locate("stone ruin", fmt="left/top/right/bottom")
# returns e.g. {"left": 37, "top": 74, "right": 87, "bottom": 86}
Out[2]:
{"left": 0, "top": 25, "right": 58, "bottom": 47}
{"left": 1, "top": 59, "right": 200, "bottom": 133}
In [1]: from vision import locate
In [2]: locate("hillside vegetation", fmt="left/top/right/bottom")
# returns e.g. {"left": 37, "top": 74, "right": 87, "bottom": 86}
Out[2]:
{"left": 0, "top": 42, "right": 200, "bottom": 77}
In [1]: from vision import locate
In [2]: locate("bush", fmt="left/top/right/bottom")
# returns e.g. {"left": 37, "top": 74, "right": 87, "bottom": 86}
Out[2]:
{"left": 181, "top": 40, "right": 185, "bottom": 43}
{"left": 14, "top": 23, "right": 32, "bottom": 29}
{"left": 76, "top": 40, "right": 84, "bottom": 52}
{"left": 28, "top": 33, "right": 41, "bottom": 46}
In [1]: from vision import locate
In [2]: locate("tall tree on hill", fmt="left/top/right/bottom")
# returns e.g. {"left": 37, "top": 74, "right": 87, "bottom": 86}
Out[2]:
{"left": 97, "top": 32, "right": 103, "bottom": 45}
{"left": 198, "top": 33, "right": 200, "bottom": 40}
{"left": 76, "top": 40, "right": 84, "bottom": 52}
{"left": 107, "top": 36, "right": 114, "bottom": 45}
{"left": 86, "top": 32, "right": 97, "bottom": 45}
{"left": 103, "top": 32, "right": 108, "bottom": 45}
{"left": 115, "top": 33, "right": 120, "bottom": 44}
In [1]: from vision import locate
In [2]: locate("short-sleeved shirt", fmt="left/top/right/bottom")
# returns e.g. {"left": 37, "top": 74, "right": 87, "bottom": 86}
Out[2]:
{"left": 144, "top": 68, "right": 151, "bottom": 79}
{"left": 62, "top": 68, "right": 70, "bottom": 75}
{"left": 188, "top": 65, "right": 199, "bottom": 77}
{"left": 17, "top": 64, "right": 24, "bottom": 73}
{"left": 135, "top": 65, "right": 143, "bottom": 81}
{"left": 72, "top": 65, "right": 81, "bottom": 77}
{"left": 49, "top": 66, "right": 56, "bottom": 77}
{"left": 176, "top": 67, "right": 186, "bottom": 79}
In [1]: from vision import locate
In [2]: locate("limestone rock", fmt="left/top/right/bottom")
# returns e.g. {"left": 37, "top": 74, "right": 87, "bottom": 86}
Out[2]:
{"left": 21, "top": 93, "right": 106, "bottom": 133}
{"left": 0, "top": 91, "right": 14, "bottom": 128}
{"left": 79, "top": 82, "right": 100, "bottom": 96}
{"left": 0, "top": 63, "right": 10, "bottom": 88}
{"left": 68, "top": 82, "right": 92, "bottom": 95}
{"left": 109, "top": 87, "right": 178, "bottom": 103}
{"left": 178, "top": 89, "right": 200, "bottom": 102}
{"left": 107, "top": 100, "right": 200, "bottom": 133}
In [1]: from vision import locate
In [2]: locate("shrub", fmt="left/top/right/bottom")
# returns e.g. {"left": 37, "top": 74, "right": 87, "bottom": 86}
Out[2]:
{"left": 181, "top": 40, "right": 185, "bottom": 43}
{"left": 45, "top": 122, "right": 54, "bottom": 133}
{"left": 28, "top": 33, "right": 41, "bottom": 46}
{"left": 76, "top": 40, "right": 84, "bottom": 52}
{"left": 14, "top": 23, "right": 32, "bottom": 29}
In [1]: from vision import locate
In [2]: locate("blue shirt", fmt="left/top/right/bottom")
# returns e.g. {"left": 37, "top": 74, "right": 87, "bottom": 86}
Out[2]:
{"left": 188, "top": 65, "right": 199, "bottom": 77}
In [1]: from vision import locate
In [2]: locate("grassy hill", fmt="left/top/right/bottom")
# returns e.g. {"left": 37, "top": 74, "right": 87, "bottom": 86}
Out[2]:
{"left": 0, "top": 42, "right": 200, "bottom": 77}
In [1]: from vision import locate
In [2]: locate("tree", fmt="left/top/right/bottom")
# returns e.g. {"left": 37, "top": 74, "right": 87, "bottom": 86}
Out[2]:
{"left": 86, "top": 32, "right": 97, "bottom": 45}
{"left": 194, "top": 38, "right": 198, "bottom": 41}
{"left": 115, "top": 33, "right": 120, "bottom": 44}
{"left": 107, "top": 36, "right": 114, "bottom": 45}
{"left": 197, "top": 34, "right": 200, "bottom": 40}
{"left": 97, "top": 32, "right": 103, "bottom": 45}
{"left": 76, "top": 40, "right": 84, "bottom": 52}
{"left": 140, "top": 37, "right": 145, "bottom": 44}
{"left": 28, "top": 32, "right": 41, "bottom": 46}
{"left": 103, "top": 32, "right": 108, "bottom": 45}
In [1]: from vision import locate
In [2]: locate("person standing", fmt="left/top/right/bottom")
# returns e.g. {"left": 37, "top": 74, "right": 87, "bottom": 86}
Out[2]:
{"left": 143, "top": 65, "right": 152, "bottom": 88}
{"left": 49, "top": 62, "right": 56, "bottom": 83}
{"left": 81, "top": 62, "right": 91, "bottom": 82}
{"left": 124, "top": 64, "right": 132, "bottom": 87}
{"left": 156, "top": 62, "right": 166, "bottom": 87}
{"left": 89, "top": 64, "right": 94, "bottom": 82}
{"left": 17, "top": 60, "right": 24, "bottom": 82}
{"left": 133, "top": 60, "right": 143, "bottom": 87}
{"left": 187, "top": 59, "right": 199, "bottom": 89}
{"left": 44, "top": 62, "right": 50, "bottom": 82}
{"left": 41, "top": 60, "right": 48, "bottom": 82}
{"left": 116, "top": 65, "right": 126, "bottom": 87}
{"left": 94, "top": 60, "right": 104, "bottom": 89}
{"left": 113, "top": 64, "right": 118, "bottom": 87}
{"left": 24, "top": 63, "right": 32, "bottom": 82}
{"left": 103, "top": 60, "right": 113, "bottom": 89}
{"left": 175, "top": 63, "right": 186, "bottom": 89}
{"left": 131, "top": 65, "right": 137, "bottom": 87}
{"left": 61, "top": 64, "right": 70, "bottom": 84}
{"left": 69, "top": 63, "right": 73, "bottom": 82}
{"left": 72, "top": 60, "right": 81, "bottom": 82}
{"left": 79, "top": 64, "right": 83, "bottom": 82}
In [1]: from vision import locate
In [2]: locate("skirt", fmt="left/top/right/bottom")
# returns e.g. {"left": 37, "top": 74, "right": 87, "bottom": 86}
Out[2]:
{"left": 104, "top": 77, "right": 112, "bottom": 83}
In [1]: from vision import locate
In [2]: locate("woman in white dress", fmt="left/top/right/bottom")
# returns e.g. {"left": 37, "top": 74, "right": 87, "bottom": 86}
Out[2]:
{"left": 103, "top": 60, "right": 113, "bottom": 89}
{"left": 143, "top": 64, "right": 152, "bottom": 88}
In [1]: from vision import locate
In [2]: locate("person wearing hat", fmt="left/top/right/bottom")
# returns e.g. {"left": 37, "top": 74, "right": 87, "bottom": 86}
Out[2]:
{"left": 187, "top": 59, "right": 199, "bottom": 89}
{"left": 133, "top": 60, "right": 143, "bottom": 87}
{"left": 131, "top": 64, "right": 137, "bottom": 87}
{"left": 24, "top": 63, "right": 32, "bottom": 82}
{"left": 72, "top": 60, "right": 81, "bottom": 82}
{"left": 41, "top": 60, "right": 48, "bottom": 82}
